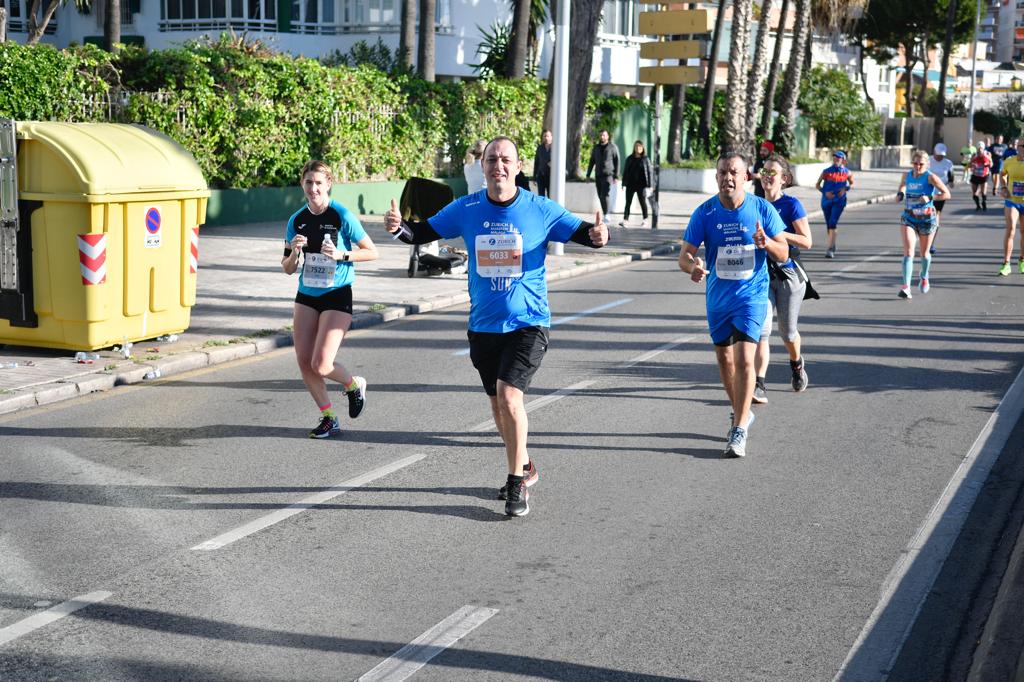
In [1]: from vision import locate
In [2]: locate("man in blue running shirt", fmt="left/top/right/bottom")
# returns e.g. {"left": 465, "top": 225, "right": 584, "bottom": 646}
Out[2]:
{"left": 678, "top": 152, "right": 790, "bottom": 458}
{"left": 384, "top": 136, "right": 609, "bottom": 516}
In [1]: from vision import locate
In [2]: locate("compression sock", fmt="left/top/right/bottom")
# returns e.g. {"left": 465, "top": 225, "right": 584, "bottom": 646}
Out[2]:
{"left": 902, "top": 256, "right": 913, "bottom": 287}
{"left": 319, "top": 403, "right": 335, "bottom": 419}
{"left": 920, "top": 254, "right": 932, "bottom": 279}
{"left": 973, "top": 195, "right": 981, "bottom": 209}
{"left": 344, "top": 378, "right": 359, "bottom": 393}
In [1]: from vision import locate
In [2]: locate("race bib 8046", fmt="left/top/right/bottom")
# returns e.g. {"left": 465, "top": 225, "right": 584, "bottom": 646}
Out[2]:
{"left": 715, "top": 243, "right": 755, "bottom": 280}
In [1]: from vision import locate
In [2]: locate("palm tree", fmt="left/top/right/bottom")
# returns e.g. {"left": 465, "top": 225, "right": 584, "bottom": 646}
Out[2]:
{"left": 933, "top": 0, "right": 959, "bottom": 145}
{"left": 506, "top": 0, "right": 531, "bottom": 78}
{"left": 758, "top": 0, "right": 789, "bottom": 138}
{"left": 565, "top": 0, "right": 604, "bottom": 176}
{"left": 104, "top": 0, "right": 120, "bottom": 52}
{"left": 772, "top": 0, "right": 810, "bottom": 153}
{"left": 1, "top": 7, "right": 8, "bottom": 42}
{"left": 744, "top": 0, "right": 773, "bottom": 147}
{"left": 723, "top": 0, "right": 754, "bottom": 151}
{"left": 399, "top": 0, "right": 416, "bottom": 71}
{"left": 417, "top": 0, "right": 436, "bottom": 81}
{"left": 699, "top": 0, "right": 730, "bottom": 154}
{"left": 26, "top": 0, "right": 90, "bottom": 44}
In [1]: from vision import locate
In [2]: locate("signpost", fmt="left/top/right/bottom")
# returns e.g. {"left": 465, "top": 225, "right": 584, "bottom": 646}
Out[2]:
{"left": 637, "top": 8, "right": 712, "bottom": 229}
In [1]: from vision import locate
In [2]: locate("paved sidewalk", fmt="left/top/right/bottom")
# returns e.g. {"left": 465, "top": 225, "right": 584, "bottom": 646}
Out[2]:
{"left": 0, "top": 168, "right": 903, "bottom": 414}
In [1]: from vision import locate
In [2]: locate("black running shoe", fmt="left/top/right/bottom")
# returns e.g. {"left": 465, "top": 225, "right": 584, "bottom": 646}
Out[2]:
{"left": 752, "top": 378, "right": 768, "bottom": 404}
{"left": 346, "top": 376, "right": 366, "bottom": 419}
{"left": 310, "top": 415, "right": 340, "bottom": 439}
{"left": 791, "top": 358, "right": 808, "bottom": 392}
{"left": 504, "top": 477, "right": 529, "bottom": 516}
{"left": 498, "top": 460, "right": 539, "bottom": 499}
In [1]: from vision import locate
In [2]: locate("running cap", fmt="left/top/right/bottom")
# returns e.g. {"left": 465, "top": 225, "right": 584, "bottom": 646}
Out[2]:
{"left": 760, "top": 140, "right": 775, "bottom": 152}
{"left": 832, "top": 150, "right": 847, "bottom": 159}
{"left": 933, "top": 143, "right": 947, "bottom": 155}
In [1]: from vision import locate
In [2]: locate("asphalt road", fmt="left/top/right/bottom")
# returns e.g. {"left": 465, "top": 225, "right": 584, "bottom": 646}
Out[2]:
{"left": 1, "top": 192, "right": 1022, "bottom": 681}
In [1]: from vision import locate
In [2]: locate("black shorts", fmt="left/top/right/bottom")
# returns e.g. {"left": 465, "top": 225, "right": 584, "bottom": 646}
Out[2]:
{"left": 970, "top": 175, "right": 989, "bottom": 188}
{"left": 933, "top": 200, "right": 946, "bottom": 213}
{"left": 295, "top": 286, "right": 353, "bottom": 315}
{"left": 468, "top": 325, "right": 549, "bottom": 396}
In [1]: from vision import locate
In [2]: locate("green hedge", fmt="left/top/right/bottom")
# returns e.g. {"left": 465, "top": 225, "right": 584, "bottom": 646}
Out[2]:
{"left": 0, "top": 40, "right": 563, "bottom": 189}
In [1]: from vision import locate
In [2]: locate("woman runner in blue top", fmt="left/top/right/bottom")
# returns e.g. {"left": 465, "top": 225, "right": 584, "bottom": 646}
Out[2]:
{"left": 815, "top": 150, "right": 853, "bottom": 258}
{"left": 282, "top": 160, "right": 379, "bottom": 438}
{"left": 752, "top": 155, "right": 813, "bottom": 404}
{"left": 895, "top": 149, "right": 951, "bottom": 299}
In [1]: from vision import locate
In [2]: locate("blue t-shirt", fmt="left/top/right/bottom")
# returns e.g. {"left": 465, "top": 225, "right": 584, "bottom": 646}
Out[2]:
{"left": 1004, "top": 147, "right": 1018, "bottom": 162}
{"left": 769, "top": 193, "right": 808, "bottom": 268}
{"left": 428, "top": 189, "right": 583, "bottom": 333}
{"left": 820, "top": 164, "right": 852, "bottom": 198}
{"left": 683, "top": 193, "right": 786, "bottom": 314}
{"left": 902, "top": 170, "right": 937, "bottom": 224}
{"left": 285, "top": 199, "right": 367, "bottom": 296}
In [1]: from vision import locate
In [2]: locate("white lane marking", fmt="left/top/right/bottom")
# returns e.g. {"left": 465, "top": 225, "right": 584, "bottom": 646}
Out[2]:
{"left": 467, "top": 334, "right": 698, "bottom": 433}
{"left": 0, "top": 591, "right": 112, "bottom": 647}
{"left": 452, "top": 298, "right": 634, "bottom": 356}
{"left": 191, "top": 454, "right": 427, "bottom": 551}
{"left": 834, "top": 364, "right": 1024, "bottom": 681}
{"left": 356, "top": 605, "right": 498, "bottom": 682}
{"left": 817, "top": 251, "right": 894, "bottom": 278}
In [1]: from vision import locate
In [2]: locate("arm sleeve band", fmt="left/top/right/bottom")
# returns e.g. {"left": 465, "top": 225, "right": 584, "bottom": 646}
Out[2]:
{"left": 569, "top": 222, "right": 601, "bottom": 248}
{"left": 398, "top": 219, "right": 443, "bottom": 245}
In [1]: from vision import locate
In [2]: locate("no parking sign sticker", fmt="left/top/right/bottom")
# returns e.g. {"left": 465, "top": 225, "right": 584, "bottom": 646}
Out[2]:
{"left": 144, "top": 206, "right": 162, "bottom": 248}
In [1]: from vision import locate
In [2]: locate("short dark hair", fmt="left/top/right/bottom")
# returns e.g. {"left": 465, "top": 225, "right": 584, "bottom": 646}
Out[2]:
{"left": 717, "top": 151, "right": 750, "bottom": 169}
{"left": 483, "top": 136, "right": 520, "bottom": 161}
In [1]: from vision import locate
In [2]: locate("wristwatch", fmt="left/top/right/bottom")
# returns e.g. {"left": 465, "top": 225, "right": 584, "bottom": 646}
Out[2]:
{"left": 342, "top": 252, "right": 350, "bottom": 262}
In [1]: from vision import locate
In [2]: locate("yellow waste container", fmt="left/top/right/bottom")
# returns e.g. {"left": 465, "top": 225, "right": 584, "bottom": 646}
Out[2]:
{"left": 0, "top": 120, "right": 209, "bottom": 350}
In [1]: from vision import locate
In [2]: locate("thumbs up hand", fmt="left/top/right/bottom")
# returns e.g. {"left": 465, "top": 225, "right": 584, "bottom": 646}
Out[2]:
{"left": 384, "top": 198, "right": 402, "bottom": 234}
{"left": 590, "top": 210, "right": 609, "bottom": 247}
{"left": 752, "top": 220, "right": 767, "bottom": 249}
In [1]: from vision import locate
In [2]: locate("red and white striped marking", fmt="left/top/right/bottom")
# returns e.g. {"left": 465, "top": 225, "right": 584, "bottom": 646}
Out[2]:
{"left": 77, "top": 234, "right": 107, "bottom": 285}
{"left": 189, "top": 227, "right": 199, "bottom": 274}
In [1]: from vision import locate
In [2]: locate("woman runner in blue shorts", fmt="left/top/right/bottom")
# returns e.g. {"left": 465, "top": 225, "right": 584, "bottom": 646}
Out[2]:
{"left": 895, "top": 150, "right": 951, "bottom": 299}
{"left": 282, "top": 160, "right": 379, "bottom": 438}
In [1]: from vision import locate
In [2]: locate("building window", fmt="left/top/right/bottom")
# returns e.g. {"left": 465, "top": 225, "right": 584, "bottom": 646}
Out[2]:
{"left": 292, "top": 0, "right": 445, "bottom": 35}
{"left": 0, "top": 0, "right": 58, "bottom": 34}
{"left": 877, "top": 67, "right": 891, "bottom": 93}
{"left": 600, "top": 0, "right": 655, "bottom": 38}
{"left": 161, "top": 0, "right": 275, "bottom": 31}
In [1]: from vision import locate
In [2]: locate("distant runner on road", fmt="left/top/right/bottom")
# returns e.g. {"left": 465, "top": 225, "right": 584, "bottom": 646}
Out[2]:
{"left": 678, "top": 152, "right": 789, "bottom": 459}
{"left": 895, "top": 150, "right": 951, "bottom": 299}
{"left": 816, "top": 150, "right": 853, "bottom": 259}
{"left": 384, "top": 136, "right": 609, "bottom": 517}
{"left": 998, "top": 139, "right": 1024, "bottom": 276}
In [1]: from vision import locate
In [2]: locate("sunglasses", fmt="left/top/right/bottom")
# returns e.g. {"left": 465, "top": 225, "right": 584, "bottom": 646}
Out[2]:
{"left": 760, "top": 170, "right": 779, "bottom": 178}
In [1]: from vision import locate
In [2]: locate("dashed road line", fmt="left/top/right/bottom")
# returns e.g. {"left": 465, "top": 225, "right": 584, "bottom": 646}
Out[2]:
{"left": 0, "top": 591, "right": 112, "bottom": 647}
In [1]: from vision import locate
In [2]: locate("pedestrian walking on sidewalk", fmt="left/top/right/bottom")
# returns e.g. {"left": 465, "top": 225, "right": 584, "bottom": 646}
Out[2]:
{"left": 752, "top": 155, "right": 814, "bottom": 405}
{"left": 464, "top": 140, "right": 486, "bottom": 194}
{"left": 282, "top": 160, "right": 378, "bottom": 438}
{"left": 385, "top": 136, "right": 609, "bottom": 516}
{"left": 816, "top": 150, "right": 853, "bottom": 259}
{"left": 620, "top": 140, "right": 653, "bottom": 228}
{"left": 895, "top": 149, "right": 951, "bottom": 299}
{"left": 534, "top": 129, "right": 553, "bottom": 198}
{"left": 678, "top": 152, "right": 790, "bottom": 458}
{"left": 586, "top": 129, "right": 620, "bottom": 215}
{"left": 997, "top": 139, "right": 1024, "bottom": 276}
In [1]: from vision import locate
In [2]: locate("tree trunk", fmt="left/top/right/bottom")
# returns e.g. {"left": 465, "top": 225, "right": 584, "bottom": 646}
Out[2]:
{"left": 564, "top": 0, "right": 604, "bottom": 178}
{"left": 759, "top": 0, "right": 788, "bottom": 138}
{"left": 934, "top": 0, "right": 958, "bottom": 146}
{"left": 916, "top": 43, "right": 930, "bottom": 114}
{"left": 417, "top": 0, "right": 436, "bottom": 81}
{"left": 723, "top": 0, "right": 754, "bottom": 152}
{"left": 668, "top": 85, "right": 685, "bottom": 163}
{"left": 857, "top": 41, "right": 875, "bottom": 109}
{"left": 105, "top": 0, "right": 121, "bottom": 52}
{"left": 27, "top": 0, "right": 61, "bottom": 45}
{"left": 399, "top": 0, "right": 416, "bottom": 71}
{"left": 0, "top": 7, "right": 7, "bottom": 43}
{"left": 903, "top": 40, "right": 916, "bottom": 119}
{"left": 699, "top": 0, "right": 729, "bottom": 154}
{"left": 506, "top": 0, "right": 531, "bottom": 79}
{"left": 772, "top": 0, "right": 809, "bottom": 155}
{"left": 745, "top": 0, "right": 773, "bottom": 148}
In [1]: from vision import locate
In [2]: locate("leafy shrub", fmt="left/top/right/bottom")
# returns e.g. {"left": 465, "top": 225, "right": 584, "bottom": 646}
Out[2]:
{"left": 797, "top": 66, "right": 882, "bottom": 150}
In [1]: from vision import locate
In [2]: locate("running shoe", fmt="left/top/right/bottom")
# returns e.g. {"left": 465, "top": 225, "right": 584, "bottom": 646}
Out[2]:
{"left": 640, "top": 219, "right": 648, "bottom": 228}
{"left": 918, "top": 277, "right": 930, "bottom": 294}
{"left": 310, "top": 415, "right": 341, "bottom": 439}
{"left": 727, "top": 411, "right": 756, "bottom": 438}
{"left": 898, "top": 286, "right": 912, "bottom": 299}
{"left": 724, "top": 426, "right": 747, "bottom": 458}
{"left": 1019, "top": 260, "right": 1024, "bottom": 274}
{"left": 791, "top": 358, "right": 808, "bottom": 392}
{"left": 929, "top": 246, "right": 936, "bottom": 255}
{"left": 825, "top": 247, "right": 835, "bottom": 259}
{"left": 999, "top": 262, "right": 1012, "bottom": 276}
{"left": 504, "top": 478, "right": 529, "bottom": 516}
{"left": 498, "top": 460, "right": 539, "bottom": 500}
{"left": 752, "top": 378, "right": 768, "bottom": 404}
{"left": 346, "top": 376, "right": 367, "bottom": 418}
{"left": 618, "top": 219, "right": 627, "bottom": 228}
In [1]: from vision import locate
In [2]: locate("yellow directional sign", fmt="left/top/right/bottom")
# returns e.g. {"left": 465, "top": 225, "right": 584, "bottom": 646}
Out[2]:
{"left": 639, "top": 40, "right": 703, "bottom": 61}
{"left": 638, "top": 65, "right": 704, "bottom": 85}
{"left": 638, "top": 9, "right": 713, "bottom": 35}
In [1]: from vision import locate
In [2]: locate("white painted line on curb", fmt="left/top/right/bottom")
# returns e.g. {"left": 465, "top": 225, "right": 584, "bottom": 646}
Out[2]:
{"left": 452, "top": 298, "right": 634, "bottom": 356}
{"left": 467, "top": 334, "right": 697, "bottom": 433}
{"left": 834, "top": 364, "right": 1024, "bottom": 681}
{"left": 356, "top": 605, "right": 498, "bottom": 682}
{"left": 191, "top": 454, "right": 427, "bottom": 551}
{"left": 0, "top": 591, "right": 112, "bottom": 647}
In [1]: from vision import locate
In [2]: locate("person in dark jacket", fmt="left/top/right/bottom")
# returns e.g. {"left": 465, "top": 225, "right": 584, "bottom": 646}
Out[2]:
{"left": 586, "top": 129, "right": 620, "bottom": 215}
{"left": 620, "top": 140, "right": 653, "bottom": 227}
{"left": 534, "top": 129, "right": 552, "bottom": 197}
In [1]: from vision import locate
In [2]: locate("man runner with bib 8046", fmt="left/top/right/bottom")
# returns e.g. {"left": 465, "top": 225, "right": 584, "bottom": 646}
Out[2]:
{"left": 384, "top": 136, "right": 609, "bottom": 517}
{"left": 678, "top": 152, "right": 790, "bottom": 459}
